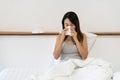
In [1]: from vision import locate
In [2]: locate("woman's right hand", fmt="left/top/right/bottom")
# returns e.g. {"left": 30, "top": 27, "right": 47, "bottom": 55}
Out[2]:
{"left": 60, "top": 28, "right": 68, "bottom": 41}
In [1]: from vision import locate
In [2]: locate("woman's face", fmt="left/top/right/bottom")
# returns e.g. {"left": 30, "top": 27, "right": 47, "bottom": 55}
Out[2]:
{"left": 64, "top": 18, "right": 75, "bottom": 29}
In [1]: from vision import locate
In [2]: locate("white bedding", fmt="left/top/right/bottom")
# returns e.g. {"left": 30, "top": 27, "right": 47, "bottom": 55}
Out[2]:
{"left": 0, "top": 67, "right": 45, "bottom": 80}
{"left": 113, "top": 72, "right": 120, "bottom": 80}
{"left": 0, "top": 57, "right": 113, "bottom": 80}
{"left": 45, "top": 57, "right": 113, "bottom": 80}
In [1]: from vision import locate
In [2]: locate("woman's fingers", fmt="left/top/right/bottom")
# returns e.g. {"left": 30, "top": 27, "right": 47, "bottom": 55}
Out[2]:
{"left": 64, "top": 28, "right": 68, "bottom": 31}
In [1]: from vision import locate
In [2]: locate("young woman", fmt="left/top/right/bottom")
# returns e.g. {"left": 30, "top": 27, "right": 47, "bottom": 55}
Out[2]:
{"left": 53, "top": 11, "right": 88, "bottom": 61}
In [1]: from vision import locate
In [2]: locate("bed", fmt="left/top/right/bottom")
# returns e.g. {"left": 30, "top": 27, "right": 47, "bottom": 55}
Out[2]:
{"left": 0, "top": 58, "right": 114, "bottom": 80}
{"left": 0, "top": 67, "right": 46, "bottom": 80}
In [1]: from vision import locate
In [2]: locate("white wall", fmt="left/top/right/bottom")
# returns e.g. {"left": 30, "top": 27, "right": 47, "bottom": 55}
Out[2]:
{"left": 0, "top": 36, "right": 56, "bottom": 74}
{"left": 0, "top": 0, "right": 120, "bottom": 31}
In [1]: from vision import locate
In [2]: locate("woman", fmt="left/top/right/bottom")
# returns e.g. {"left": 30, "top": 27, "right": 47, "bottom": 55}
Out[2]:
{"left": 53, "top": 11, "right": 88, "bottom": 61}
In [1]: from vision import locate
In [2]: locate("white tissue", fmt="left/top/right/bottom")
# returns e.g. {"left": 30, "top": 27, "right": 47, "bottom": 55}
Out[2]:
{"left": 66, "top": 26, "right": 71, "bottom": 36}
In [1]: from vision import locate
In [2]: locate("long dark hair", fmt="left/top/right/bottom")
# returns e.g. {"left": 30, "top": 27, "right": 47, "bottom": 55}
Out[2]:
{"left": 62, "top": 11, "right": 84, "bottom": 43}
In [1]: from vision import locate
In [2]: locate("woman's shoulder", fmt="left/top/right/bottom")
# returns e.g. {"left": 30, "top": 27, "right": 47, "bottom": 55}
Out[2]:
{"left": 82, "top": 32, "right": 86, "bottom": 37}
{"left": 82, "top": 32, "right": 87, "bottom": 40}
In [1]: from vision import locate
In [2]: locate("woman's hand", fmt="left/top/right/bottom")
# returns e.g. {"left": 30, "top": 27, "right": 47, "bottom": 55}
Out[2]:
{"left": 60, "top": 28, "right": 68, "bottom": 41}
{"left": 71, "top": 27, "right": 77, "bottom": 40}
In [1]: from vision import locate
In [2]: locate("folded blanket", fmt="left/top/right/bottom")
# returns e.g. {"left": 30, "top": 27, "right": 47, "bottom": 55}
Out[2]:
{"left": 45, "top": 57, "right": 113, "bottom": 80}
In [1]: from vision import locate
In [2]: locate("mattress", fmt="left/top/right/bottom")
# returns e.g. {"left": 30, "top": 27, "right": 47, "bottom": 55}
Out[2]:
{"left": 0, "top": 67, "right": 45, "bottom": 80}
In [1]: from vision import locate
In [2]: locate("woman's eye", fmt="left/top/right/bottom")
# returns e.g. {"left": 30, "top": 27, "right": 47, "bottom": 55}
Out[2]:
{"left": 65, "top": 24, "right": 69, "bottom": 27}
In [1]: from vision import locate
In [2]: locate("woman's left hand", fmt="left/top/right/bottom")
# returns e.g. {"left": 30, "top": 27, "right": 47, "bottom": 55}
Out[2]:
{"left": 71, "top": 28, "right": 77, "bottom": 40}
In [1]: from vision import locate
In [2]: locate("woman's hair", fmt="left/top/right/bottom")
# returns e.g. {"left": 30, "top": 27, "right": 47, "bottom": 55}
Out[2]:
{"left": 62, "top": 11, "right": 84, "bottom": 43}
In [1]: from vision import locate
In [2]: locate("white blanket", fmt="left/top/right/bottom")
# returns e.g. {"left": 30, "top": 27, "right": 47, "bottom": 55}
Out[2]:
{"left": 45, "top": 57, "right": 113, "bottom": 80}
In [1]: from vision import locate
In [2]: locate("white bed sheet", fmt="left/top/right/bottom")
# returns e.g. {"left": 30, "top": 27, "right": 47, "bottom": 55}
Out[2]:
{"left": 0, "top": 67, "right": 113, "bottom": 80}
{"left": 0, "top": 67, "right": 45, "bottom": 80}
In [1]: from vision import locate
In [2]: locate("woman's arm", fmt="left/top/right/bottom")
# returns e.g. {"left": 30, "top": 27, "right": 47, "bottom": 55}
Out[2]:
{"left": 74, "top": 34, "right": 88, "bottom": 59}
{"left": 71, "top": 28, "right": 88, "bottom": 59}
{"left": 53, "top": 28, "right": 67, "bottom": 59}
{"left": 53, "top": 35, "right": 63, "bottom": 59}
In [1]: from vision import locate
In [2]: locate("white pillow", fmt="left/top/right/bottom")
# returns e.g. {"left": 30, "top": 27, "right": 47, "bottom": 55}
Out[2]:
{"left": 84, "top": 32, "right": 97, "bottom": 52}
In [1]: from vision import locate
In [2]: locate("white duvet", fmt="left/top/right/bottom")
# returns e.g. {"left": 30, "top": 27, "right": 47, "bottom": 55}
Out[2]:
{"left": 45, "top": 57, "right": 113, "bottom": 80}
